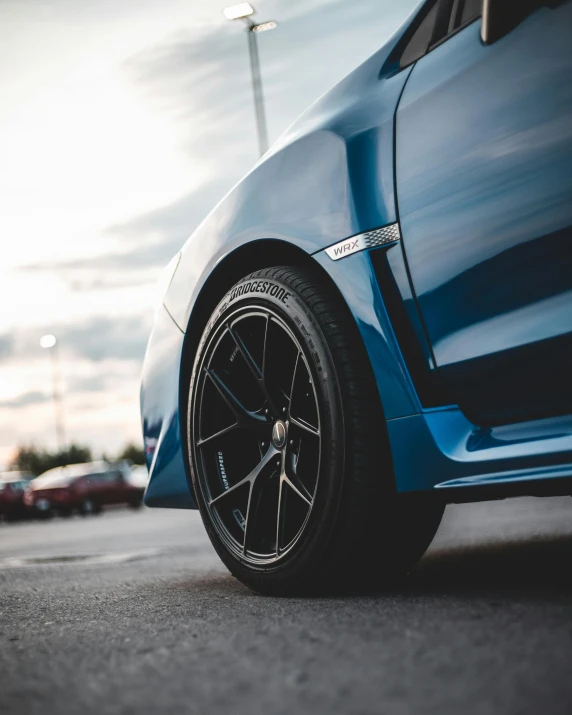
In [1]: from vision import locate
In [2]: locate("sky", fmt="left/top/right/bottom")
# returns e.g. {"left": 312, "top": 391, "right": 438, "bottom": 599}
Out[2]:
{"left": 0, "top": 0, "right": 418, "bottom": 467}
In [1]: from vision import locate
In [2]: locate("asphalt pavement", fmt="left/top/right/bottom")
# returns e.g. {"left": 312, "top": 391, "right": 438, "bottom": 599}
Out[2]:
{"left": 1, "top": 496, "right": 572, "bottom": 715}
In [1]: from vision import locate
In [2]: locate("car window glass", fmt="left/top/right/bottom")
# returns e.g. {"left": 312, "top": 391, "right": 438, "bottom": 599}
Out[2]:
{"left": 86, "top": 471, "right": 122, "bottom": 483}
{"left": 400, "top": 2, "right": 439, "bottom": 69}
{"left": 84, "top": 472, "right": 107, "bottom": 484}
{"left": 449, "top": 0, "right": 481, "bottom": 30}
{"left": 459, "top": 0, "right": 482, "bottom": 25}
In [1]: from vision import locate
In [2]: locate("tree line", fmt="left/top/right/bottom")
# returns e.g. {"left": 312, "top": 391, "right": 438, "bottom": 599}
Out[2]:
{"left": 8, "top": 443, "right": 145, "bottom": 477}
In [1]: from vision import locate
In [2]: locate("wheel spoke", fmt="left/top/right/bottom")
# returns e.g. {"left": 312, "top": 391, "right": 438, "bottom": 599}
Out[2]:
{"left": 208, "top": 446, "right": 278, "bottom": 508}
{"left": 228, "top": 324, "right": 262, "bottom": 380}
{"left": 287, "top": 351, "right": 301, "bottom": 412}
{"left": 275, "top": 478, "right": 286, "bottom": 555}
{"left": 205, "top": 368, "right": 267, "bottom": 428}
{"left": 283, "top": 472, "right": 313, "bottom": 508}
{"left": 289, "top": 416, "right": 320, "bottom": 438}
{"left": 243, "top": 448, "right": 281, "bottom": 554}
{"left": 197, "top": 422, "right": 238, "bottom": 448}
{"left": 243, "top": 479, "right": 263, "bottom": 554}
{"left": 228, "top": 322, "right": 279, "bottom": 418}
{"left": 261, "top": 314, "right": 270, "bottom": 379}
{"left": 208, "top": 474, "right": 250, "bottom": 508}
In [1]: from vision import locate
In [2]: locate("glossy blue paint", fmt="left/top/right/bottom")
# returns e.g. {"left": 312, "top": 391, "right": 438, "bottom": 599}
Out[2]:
{"left": 387, "top": 409, "right": 572, "bottom": 494}
{"left": 369, "top": 244, "right": 445, "bottom": 407}
{"left": 314, "top": 247, "right": 420, "bottom": 421}
{"left": 141, "top": 0, "right": 572, "bottom": 509}
{"left": 395, "top": 5, "right": 572, "bottom": 426}
{"left": 141, "top": 305, "right": 195, "bottom": 508}
{"left": 316, "top": 244, "right": 572, "bottom": 494}
{"left": 163, "top": 55, "right": 415, "bottom": 331}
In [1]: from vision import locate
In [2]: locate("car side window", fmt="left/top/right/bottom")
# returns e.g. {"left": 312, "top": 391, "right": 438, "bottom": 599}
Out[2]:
{"left": 400, "top": 1, "right": 439, "bottom": 69}
{"left": 84, "top": 473, "right": 106, "bottom": 484}
{"left": 87, "top": 471, "right": 122, "bottom": 483}
{"left": 449, "top": 0, "right": 482, "bottom": 31}
{"left": 400, "top": 0, "right": 482, "bottom": 69}
{"left": 460, "top": 0, "right": 482, "bottom": 24}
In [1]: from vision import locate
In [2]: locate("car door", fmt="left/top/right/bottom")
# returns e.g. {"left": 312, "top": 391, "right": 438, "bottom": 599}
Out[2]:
{"left": 91, "top": 471, "right": 118, "bottom": 505}
{"left": 84, "top": 472, "right": 113, "bottom": 504}
{"left": 395, "top": 0, "right": 572, "bottom": 426}
{"left": 82, "top": 473, "right": 103, "bottom": 502}
{"left": 105, "top": 470, "right": 130, "bottom": 504}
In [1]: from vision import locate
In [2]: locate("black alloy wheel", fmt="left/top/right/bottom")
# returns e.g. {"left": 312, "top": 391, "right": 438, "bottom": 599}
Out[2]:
{"left": 79, "top": 498, "right": 100, "bottom": 516}
{"left": 192, "top": 307, "right": 321, "bottom": 565}
{"left": 188, "top": 266, "right": 444, "bottom": 595}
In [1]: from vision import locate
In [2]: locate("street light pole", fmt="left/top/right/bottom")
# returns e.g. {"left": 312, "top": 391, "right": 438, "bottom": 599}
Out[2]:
{"left": 223, "top": 4, "right": 277, "bottom": 157}
{"left": 40, "top": 334, "right": 66, "bottom": 453}
{"left": 245, "top": 19, "right": 269, "bottom": 157}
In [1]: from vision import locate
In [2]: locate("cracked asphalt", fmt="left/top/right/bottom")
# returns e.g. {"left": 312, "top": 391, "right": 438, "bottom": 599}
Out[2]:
{"left": 1, "top": 496, "right": 572, "bottom": 715}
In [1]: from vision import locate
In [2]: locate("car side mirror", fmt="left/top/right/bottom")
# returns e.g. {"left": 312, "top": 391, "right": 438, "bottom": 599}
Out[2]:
{"left": 481, "top": 0, "right": 545, "bottom": 45}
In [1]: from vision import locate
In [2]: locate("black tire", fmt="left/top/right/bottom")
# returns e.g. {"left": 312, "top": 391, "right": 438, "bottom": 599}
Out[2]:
{"left": 78, "top": 498, "right": 100, "bottom": 516}
{"left": 187, "top": 266, "right": 443, "bottom": 595}
{"left": 128, "top": 496, "right": 143, "bottom": 510}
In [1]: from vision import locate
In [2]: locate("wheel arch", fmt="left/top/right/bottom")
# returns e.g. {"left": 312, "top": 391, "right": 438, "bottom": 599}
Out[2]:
{"left": 176, "top": 238, "right": 386, "bottom": 491}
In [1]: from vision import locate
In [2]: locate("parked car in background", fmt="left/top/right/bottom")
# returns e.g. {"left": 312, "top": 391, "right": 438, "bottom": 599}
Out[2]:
{"left": 24, "top": 461, "right": 145, "bottom": 518}
{"left": 0, "top": 472, "right": 33, "bottom": 522}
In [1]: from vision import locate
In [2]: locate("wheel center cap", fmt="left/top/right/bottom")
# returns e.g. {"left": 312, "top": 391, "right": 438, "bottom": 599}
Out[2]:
{"left": 271, "top": 420, "right": 287, "bottom": 449}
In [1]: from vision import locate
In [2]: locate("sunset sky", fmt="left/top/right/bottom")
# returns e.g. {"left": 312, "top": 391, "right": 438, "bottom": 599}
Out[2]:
{"left": 0, "top": 0, "right": 417, "bottom": 467}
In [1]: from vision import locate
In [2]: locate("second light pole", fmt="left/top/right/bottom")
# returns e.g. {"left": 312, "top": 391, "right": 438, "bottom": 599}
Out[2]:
{"left": 40, "top": 334, "right": 67, "bottom": 453}
{"left": 223, "top": 4, "right": 277, "bottom": 157}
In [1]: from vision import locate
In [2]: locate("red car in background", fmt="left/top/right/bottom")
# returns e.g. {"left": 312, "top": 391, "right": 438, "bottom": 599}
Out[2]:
{"left": 0, "top": 472, "right": 33, "bottom": 522}
{"left": 24, "top": 461, "right": 145, "bottom": 518}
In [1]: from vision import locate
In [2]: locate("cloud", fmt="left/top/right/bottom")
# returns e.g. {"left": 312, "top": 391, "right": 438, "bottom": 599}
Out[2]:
{"left": 105, "top": 182, "right": 225, "bottom": 245}
{"left": 66, "top": 373, "right": 115, "bottom": 393}
{"left": 0, "top": 335, "right": 13, "bottom": 359}
{"left": 18, "top": 179, "right": 227, "bottom": 291}
{"left": 0, "top": 314, "right": 152, "bottom": 364}
{"left": 62, "top": 316, "right": 152, "bottom": 362}
{"left": 0, "top": 391, "right": 51, "bottom": 409}
{"left": 126, "top": 24, "right": 257, "bottom": 166}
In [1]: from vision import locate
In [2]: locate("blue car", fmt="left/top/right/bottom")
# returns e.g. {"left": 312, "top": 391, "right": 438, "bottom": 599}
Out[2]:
{"left": 141, "top": 0, "right": 572, "bottom": 594}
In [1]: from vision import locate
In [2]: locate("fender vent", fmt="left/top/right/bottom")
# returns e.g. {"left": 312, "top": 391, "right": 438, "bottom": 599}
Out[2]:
{"left": 325, "top": 223, "right": 401, "bottom": 260}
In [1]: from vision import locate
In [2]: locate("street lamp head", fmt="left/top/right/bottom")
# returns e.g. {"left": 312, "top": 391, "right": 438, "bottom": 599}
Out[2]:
{"left": 223, "top": 3, "right": 254, "bottom": 20}
{"left": 252, "top": 21, "right": 277, "bottom": 33}
{"left": 40, "top": 334, "right": 57, "bottom": 349}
